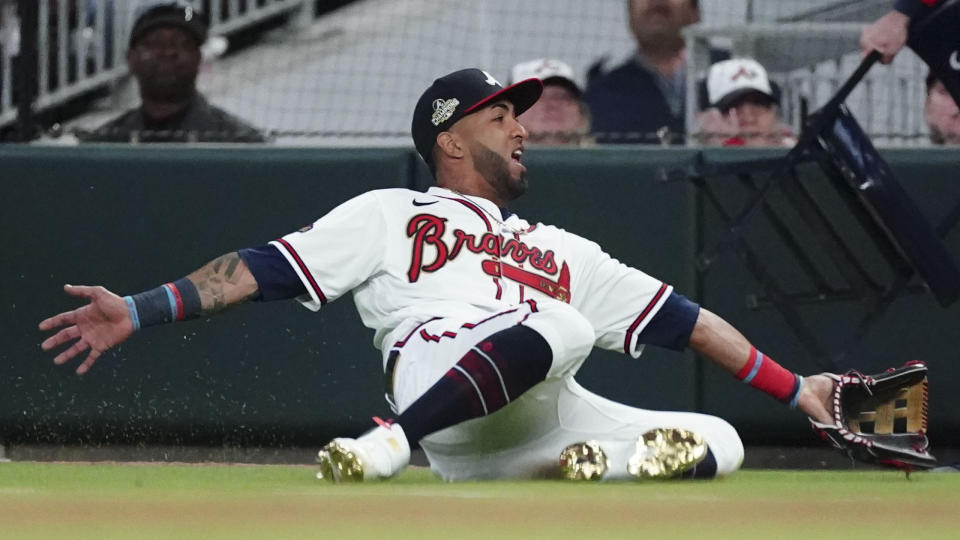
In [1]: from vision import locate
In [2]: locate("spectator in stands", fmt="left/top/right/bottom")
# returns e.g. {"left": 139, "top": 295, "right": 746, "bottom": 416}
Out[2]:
{"left": 925, "top": 71, "right": 960, "bottom": 145}
{"left": 583, "top": 0, "right": 700, "bottom": 144}
{"left": 510, "top": 58, "right": 591, "bottom": 146}
{"left": 81, "top": 2, "right": 264, "bottom": 143}
{"left": 696, "top": 58, "right": 794, "bottom": 148}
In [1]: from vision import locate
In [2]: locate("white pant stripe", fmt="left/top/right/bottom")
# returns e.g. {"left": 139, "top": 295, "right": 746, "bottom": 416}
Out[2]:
{"left": 471, "top": 346, "right": 510, "bottom": 405}
{"left": 452, "top": 365, "right": 488, "bottom": 415}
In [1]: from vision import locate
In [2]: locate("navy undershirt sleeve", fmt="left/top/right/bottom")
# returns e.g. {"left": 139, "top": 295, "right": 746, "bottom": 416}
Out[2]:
{"left": 636, "top": 291, "right": 700, "bottom": 351}
{"left": 893, "top": 0, "right": 937, "bottom": 19}
{"left": 237, "top": 244, "right": 307, "bottom": 301}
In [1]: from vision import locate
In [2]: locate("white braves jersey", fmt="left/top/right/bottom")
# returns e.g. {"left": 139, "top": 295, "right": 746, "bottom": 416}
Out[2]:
{"left": 271, "top": 186, "right": 671, "bottom": 357}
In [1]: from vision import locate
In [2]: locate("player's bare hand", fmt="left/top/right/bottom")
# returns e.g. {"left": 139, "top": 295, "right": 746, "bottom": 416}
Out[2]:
{"left": 39, "top": 284, "right": 134, "bottom": 375}
{"left": 860, "top": 10, "right": 909, "bottom": 64}
{"left": 795, "top": 374, "right": 835, "bottom": 425}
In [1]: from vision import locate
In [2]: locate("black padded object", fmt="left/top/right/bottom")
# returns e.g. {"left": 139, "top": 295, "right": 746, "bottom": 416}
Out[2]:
{"left": 817, "top": 105, "right": 960, "bottom": 306}
{"left": 907, "top": 0, "right": 960, "bottom": 106}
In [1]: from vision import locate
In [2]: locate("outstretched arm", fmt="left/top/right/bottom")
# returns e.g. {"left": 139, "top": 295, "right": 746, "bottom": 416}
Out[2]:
{"left": 688, "top": 308, "right": 834, "bottom": 424}
{"left": 39, "top": 252, "right": 259, "bottom": 375}
{"left": 186, "top": 252, "right": 260, "bottom": 312}
{"left": 860, "top": 0, "right": 946, "bottom": 64}
{"left": 860, "top": 9, "right": 911, "bottom": 64}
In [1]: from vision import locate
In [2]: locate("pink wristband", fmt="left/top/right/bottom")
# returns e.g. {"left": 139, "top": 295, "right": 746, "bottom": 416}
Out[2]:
{"left": 736, "top": 347, "right": 803, "bottom": 407}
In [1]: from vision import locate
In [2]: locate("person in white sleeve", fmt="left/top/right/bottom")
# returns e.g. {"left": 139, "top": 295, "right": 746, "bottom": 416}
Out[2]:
{"left": 40, "top": 67, "right": 837, "bottom": 483}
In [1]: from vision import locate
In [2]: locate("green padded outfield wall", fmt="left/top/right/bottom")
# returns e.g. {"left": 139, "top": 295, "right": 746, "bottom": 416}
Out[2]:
{"left": 2, "top": 145, "right": 958, "bottom": 447}
{"left": 1, "top": 146, "right": 411, "bottom": 446}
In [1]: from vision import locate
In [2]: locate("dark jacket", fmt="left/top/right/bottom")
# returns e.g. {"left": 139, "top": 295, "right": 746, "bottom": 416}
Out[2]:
{"left": 80, "top": 93, "right": 266, "bottom": 143}
{"left": 894, "top": 0, "right": 944, "bottom": 19}
{"left": 582, "top": 59, "right": 685, "bottom": 144}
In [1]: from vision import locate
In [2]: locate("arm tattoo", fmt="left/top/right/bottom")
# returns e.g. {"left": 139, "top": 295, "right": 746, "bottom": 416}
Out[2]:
{"left": 188, "top": 252, "right": 259, "bottom": 314}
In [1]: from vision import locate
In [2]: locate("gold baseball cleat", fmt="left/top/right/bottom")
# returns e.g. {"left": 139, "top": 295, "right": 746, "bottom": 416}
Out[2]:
{"left": 316, "top": 441, "right": 365, "bottom": 483}
{"left": 559, "top": 440, "right": 609, "bottom": 480}
{"left": 627, "top": 428, "right": 707, "bottom": 479}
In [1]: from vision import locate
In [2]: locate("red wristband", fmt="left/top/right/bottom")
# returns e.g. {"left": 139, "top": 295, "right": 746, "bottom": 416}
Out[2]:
{"left": 736, "top": 347, "right": 803, "bottom": 406}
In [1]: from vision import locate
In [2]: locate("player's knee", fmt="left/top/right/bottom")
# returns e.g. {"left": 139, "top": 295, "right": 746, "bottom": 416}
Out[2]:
{"left": 522, "top": 301, "right": 595, "bottom": 375}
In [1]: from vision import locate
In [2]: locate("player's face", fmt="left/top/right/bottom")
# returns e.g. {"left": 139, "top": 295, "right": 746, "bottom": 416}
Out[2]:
{"left": 454, "top": 100, "right": 529, "bottom": 202}
{"left": 925, "top": 81, "right": 960, "bottom": 145}
{"left": 127, "top": 26, "right": 201, "bottom": 102}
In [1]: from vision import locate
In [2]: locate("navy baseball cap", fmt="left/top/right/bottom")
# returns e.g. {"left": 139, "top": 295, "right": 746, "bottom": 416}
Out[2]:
{"left": 412, "top": 68, "right": 543, "bottom": 165}
{"left": 129, "top": 2, "right": 209, "bottom": 48}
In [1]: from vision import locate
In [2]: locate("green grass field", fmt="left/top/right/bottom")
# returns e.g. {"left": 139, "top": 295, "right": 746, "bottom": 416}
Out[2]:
{"left": 1, "top": 462, "right": 958, "bottom": 539}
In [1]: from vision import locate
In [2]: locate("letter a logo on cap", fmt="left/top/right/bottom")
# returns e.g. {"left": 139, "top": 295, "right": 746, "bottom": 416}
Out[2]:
{"left": 482, "top": 70, "right": 500, "bottom": 86}
{"left": 731, "top": 66, "right": 756, "bottom": 82}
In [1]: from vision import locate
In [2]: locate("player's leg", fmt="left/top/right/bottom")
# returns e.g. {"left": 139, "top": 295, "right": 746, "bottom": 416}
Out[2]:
{"left": 316, "top": 300, "right": 595, "bottom": 482}
{"left": 392, "top": 299, "right": 593, "bottom": 440}
{"left": 419, "top": 377, "right": 743, "bottom": 481}
{"left": 554, "top": 378, "right": 743, "bottom": 480}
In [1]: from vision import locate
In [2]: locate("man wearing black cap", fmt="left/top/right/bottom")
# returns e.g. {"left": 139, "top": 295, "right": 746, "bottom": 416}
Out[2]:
{"left": 81, "top": 2, "right": 264, "bottom": 143}
{"left": 41, "top": 68, "right": 836, "bottom": 484}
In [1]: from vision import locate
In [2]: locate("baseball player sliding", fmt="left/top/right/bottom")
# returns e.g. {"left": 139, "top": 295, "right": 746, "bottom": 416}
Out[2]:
{"left": 40, "top": 68, "right": 836, "bottom": 482}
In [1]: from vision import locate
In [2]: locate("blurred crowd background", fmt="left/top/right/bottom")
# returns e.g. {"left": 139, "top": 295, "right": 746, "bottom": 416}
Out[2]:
{"left": 0, "top": 0, "right": 954, "bottom": 147}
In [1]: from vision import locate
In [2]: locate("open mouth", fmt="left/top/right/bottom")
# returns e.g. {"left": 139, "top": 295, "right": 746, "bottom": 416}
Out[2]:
{"left": 511, "top": 148, "right": 523, "bottom": 164}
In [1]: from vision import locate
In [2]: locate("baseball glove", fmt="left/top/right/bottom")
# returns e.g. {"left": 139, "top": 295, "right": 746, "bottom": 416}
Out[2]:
{"left": 810, "top": 361, "right": 936, "bottom": 471}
